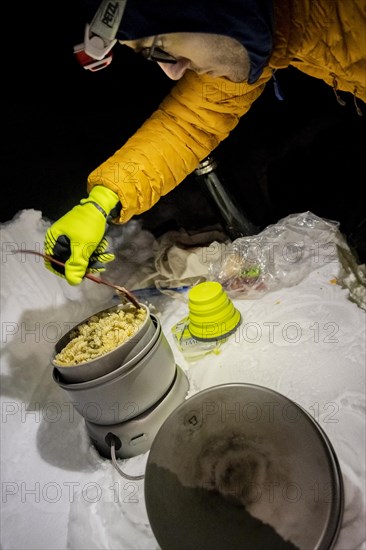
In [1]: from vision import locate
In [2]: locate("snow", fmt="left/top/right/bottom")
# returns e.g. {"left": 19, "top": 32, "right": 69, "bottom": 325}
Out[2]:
{"left": 1, "top": 209, "right": 365, "bottom": 549}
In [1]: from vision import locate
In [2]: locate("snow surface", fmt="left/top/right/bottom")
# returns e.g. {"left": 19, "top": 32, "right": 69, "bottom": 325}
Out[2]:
{"left": 1, "top": 209, "right": 365, "bottom": 549}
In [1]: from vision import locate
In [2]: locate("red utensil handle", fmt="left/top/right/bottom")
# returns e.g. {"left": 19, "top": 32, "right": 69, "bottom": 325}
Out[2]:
{"left": 13, "top": 250, "right": 140, "bottom": 308}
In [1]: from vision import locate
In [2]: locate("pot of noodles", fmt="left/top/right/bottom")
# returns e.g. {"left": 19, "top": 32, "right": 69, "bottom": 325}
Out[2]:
{"left": 52, "top": 303, "right": 155, "bottom": 383}
{"left": 52, "top": 313, "right": 177, "bottom": 424}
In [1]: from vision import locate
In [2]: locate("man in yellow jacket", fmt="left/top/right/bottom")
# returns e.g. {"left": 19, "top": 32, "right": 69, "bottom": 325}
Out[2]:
{"left": 44, "top": 0, "right": 366, "bottom": 285}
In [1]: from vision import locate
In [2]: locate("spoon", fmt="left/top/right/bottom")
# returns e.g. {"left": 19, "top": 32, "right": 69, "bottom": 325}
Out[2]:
{"left": 13, "top": 250, "right": 140, "bottom": 308}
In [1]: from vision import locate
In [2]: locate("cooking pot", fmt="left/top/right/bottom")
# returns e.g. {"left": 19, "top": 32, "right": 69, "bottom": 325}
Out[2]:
{"left": 53, "top": 315, "right": 177, "bottom": 424}
{"left": 85, "top": 366, "right": 189, "bottom": 458}
{"left": 144, "top": 383, "right": 344, "bottom": 550}
{"left": 52, "top": 303, "right": 155, "bottom": 383}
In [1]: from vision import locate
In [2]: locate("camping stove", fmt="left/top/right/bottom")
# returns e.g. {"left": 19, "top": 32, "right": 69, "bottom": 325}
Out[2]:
{"left": 52, "top": 306, "right": 190, "bottom": 459}
{"left": 86, "top": 365, "right": 189, "bottom": 459}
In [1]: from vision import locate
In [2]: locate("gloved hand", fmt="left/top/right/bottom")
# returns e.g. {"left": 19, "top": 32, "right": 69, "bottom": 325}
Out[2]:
{"left": 44, "top": 186, "right": 121, "bottom": 285}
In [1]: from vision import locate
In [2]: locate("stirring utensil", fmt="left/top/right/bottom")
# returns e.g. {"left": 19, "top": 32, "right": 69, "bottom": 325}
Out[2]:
{"left": 14, "top": 250, "right": 140, "bottom": 308}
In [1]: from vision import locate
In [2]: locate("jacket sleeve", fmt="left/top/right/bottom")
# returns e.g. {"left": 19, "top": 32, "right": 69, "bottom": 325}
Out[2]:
{"left": 87, "top": 68, "right": 272, "bottom": 223}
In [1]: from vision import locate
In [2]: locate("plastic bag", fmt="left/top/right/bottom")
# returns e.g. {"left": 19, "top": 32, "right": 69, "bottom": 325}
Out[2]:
{"left": 171, "top": 315, "right": 227, "bottom": 361}
{"left": 207, "top": 211, "right": 344, "bottom": 299}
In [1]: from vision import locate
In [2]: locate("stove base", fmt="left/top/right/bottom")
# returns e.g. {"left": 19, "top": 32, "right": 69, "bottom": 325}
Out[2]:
{"left": 85, "top": 366, "right": 189, "bottom": 459}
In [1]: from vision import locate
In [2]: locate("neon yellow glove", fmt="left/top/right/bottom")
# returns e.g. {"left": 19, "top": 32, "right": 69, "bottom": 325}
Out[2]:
{"left": 44, "top": 186, "right": 120, "bottom": 285}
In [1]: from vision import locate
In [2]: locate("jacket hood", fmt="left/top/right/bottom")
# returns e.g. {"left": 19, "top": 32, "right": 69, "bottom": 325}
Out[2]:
{"left": 83, "top": 0, "right": 274, "bottom": 83}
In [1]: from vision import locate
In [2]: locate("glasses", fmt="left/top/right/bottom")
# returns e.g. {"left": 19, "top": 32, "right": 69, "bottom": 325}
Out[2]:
{"left": 140, "top": 36, "right": 177, "bottom": 64}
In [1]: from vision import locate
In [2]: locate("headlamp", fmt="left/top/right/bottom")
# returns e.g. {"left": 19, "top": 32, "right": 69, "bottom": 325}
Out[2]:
{"left": 74, "top": 0, "right": 128, "bottom": 71}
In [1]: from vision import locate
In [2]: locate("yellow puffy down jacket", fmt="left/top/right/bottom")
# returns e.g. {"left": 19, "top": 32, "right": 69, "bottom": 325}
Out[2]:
{"left": 87, "top": 0, "right": 366, "bottom": 224}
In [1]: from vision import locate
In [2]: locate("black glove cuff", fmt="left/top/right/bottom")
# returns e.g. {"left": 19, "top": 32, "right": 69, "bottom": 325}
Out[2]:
{"left": 108, "top": 201, "right": 122, "bottom": 223}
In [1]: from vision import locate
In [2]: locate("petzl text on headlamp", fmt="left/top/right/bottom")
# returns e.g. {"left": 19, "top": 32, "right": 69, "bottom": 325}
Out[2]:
{"left": 74, "top": 0, "right": 128, "bottom": 71}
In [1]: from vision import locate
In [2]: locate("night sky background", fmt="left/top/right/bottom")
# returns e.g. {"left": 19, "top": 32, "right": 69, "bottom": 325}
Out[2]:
{"left": 3, "top": 2, "right": 366, "bottom": 262}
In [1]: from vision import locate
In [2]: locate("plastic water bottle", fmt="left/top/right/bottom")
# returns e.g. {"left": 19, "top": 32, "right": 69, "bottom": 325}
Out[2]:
{"left": 194, "top": 156, "right": 258, "bottom": 240}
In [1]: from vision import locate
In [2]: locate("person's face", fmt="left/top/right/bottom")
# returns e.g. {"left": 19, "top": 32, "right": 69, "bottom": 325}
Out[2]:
{"left": 120, "top": 32, "right": 250, "bottom": 82}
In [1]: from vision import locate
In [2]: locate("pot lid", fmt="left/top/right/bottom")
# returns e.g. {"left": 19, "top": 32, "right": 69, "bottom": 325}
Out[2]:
{"left": 145, "top": 383, "right": 344, "bottom": 550}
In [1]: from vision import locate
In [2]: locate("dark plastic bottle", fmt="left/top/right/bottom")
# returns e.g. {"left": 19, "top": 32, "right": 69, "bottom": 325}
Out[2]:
{"left": 194, "top": 156, "right": 258, "bottom": 240}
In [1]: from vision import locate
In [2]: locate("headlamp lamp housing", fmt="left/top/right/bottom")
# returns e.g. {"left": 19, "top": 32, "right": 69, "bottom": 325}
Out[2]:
{"left": 74, "top": 0, "right": 127, "bottom": 71}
